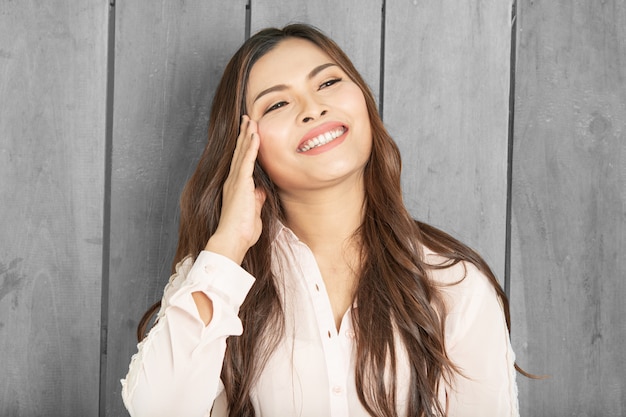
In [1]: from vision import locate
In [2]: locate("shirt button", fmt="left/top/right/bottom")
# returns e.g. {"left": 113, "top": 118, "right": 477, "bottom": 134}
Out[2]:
{"left": 345, "top": 331, "right": 355, "bottom": 339}
{"left": 332, "top": 385, "right": 343, "bottom": 395}
{"left": 315, "top": 283, "right": 320, "bottom": 292}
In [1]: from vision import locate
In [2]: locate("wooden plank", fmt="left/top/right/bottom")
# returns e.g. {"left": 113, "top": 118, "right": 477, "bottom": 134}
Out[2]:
{"left": 0, "top": 1, "right": 108, "bottom": 416}
{"left": 510, "top": 0, "right": 626, "bottom": 415}
{"left": 384, "top": 0, "right": 513, "bottom": 280}
{"left": 106, "top": 1, "right": 248, "bottom": 415}
{"left": 251, "top": 0, "right": 383, "bottom": 101}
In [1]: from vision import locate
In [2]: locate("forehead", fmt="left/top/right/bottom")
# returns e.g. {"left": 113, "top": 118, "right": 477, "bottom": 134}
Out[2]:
{"left": 247, "top": 38, "right": 335, "bottom": 91}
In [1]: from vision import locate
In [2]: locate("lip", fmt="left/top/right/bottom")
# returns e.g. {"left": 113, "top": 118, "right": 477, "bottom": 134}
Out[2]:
{"left": 297, "top": 121, "right": 348, "bottom": 155}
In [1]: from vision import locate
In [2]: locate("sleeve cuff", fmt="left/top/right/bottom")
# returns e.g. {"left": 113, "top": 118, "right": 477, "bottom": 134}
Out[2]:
{"left": 168, "top": 250, "right": 256, "bottom": 312}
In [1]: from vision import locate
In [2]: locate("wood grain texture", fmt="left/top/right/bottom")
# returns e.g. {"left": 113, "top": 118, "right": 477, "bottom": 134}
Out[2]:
{"left": 384, "top": 0, "right": 513, "bottom": 280}
{"left": 0, "top": 1, "right": 108, "bottom": 416}
{"left": 250, "top": 0, "right": 383, "bottom": 101}
{"left": 105, "top": 1, "right": 248, "bottom": 415}
{"left": 4, "top": 0, "right": 618, "bottom": 414}
{"left": 510, "top": 0, "right": 626, "bottom": 415}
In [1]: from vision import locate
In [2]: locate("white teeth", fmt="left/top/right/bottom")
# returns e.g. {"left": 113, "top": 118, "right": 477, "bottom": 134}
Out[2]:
{"left": 298, "top": 127, "right": 346, "bottom": 152}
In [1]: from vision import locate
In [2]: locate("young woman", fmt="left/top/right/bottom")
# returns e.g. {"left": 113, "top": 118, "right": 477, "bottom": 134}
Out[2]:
{"left": 122, "top": 24, "right": 520, "bottom": 417}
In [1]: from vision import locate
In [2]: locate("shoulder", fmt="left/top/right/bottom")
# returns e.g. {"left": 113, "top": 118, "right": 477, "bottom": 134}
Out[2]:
{"left": 422, "top": 245, "right": 493, "bottom": 297}
{"left": 421, "top": 245, "right": 504, "bottom": 346}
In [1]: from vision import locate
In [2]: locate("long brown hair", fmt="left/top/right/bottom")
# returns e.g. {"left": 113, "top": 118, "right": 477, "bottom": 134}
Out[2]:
{"left": 138, "top": 24, "right": 522, "bottom": 416}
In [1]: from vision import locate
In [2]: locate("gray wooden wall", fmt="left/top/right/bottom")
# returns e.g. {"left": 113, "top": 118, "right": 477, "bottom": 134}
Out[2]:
{"left": 0, "top": 1, "right": 623, "bottom": 416}
{"left": 510, "top": 1, "right": 626, "bottom": 416}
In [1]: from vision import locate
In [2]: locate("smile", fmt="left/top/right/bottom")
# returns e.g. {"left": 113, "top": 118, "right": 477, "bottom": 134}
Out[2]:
{"left": 297, "top": 126, "right": 347, "bottom": 153}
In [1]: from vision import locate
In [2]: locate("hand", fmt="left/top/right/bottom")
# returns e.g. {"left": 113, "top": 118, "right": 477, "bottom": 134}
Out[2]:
{"left": 205, "top": 116, "right": 267, "bottom": 264}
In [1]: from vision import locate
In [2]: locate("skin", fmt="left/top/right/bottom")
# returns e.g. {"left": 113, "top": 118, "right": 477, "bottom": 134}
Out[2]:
{"left": 194, "top": 38, "right": 373, "bottom": 329}
{"left": 247, "top": 38, "right": 372, "bottom": 199}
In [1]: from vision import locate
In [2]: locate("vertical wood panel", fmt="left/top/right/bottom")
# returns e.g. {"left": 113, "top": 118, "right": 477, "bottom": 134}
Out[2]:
{"left": 511, "top": 0, "right": 626, "bottom": 415}
{"left": 384, "top": 0, "right": 513, "bottom": 280}
{"left": 0, "top": 1, "right": 108, "bottom": 416}
{"left": 250, "top": 0, "right": 382, "bottom": 100}
{"left": 106, "top": 1, "right": 248, "bottom": 415}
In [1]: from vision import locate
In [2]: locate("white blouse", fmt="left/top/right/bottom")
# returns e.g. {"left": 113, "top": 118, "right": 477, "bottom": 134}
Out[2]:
{"left": 121, "top": 224, "right": 518, "bottom": 417}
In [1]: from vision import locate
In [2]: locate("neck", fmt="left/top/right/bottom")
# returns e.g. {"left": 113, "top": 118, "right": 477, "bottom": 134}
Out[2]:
{"left": 279, "top": 177, "right": 365, "bottom": 252}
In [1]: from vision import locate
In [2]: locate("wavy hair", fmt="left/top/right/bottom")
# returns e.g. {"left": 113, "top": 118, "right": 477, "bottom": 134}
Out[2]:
{"left": 139, "top": 24, "right": 522, "bottom": 416}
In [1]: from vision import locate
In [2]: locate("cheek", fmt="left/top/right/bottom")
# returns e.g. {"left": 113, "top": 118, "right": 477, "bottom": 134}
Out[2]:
{"left": 338, "top": 86, "right": 369, "bottom": 123}
{"left": 256, "top": 135, "right": 270, "bottom": 170}
{"left": 255, "top": 123, "right": 271, "bottom": 162}
{"left": 345, "top": 90, "right": 371, "bottom": 138}
{"left": 256, "top": 117, "right": 290, "bottom": 154}
{"left": 350, "top": 91, "right": 369, "bottom": 116}
{"left": 255, "top": 122, "right": 281, "bottom": 173}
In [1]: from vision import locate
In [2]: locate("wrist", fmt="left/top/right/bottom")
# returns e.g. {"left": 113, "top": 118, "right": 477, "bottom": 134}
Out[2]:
{"left": 204, "top": 232, "right": 248, "bottom": 265}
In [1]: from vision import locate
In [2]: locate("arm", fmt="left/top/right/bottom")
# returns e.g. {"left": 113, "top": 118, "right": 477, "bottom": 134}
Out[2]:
{"left": 188, "top": 115, "right": 266, "bottom": 326}
{"left": 121, "top": 251, "right": 255, "bottom": 417}
{"left": 122, "top": 116, "right": 265, "bottom": 417}
{"left": 441, "top": 262, "right": 519, "bottom": 417}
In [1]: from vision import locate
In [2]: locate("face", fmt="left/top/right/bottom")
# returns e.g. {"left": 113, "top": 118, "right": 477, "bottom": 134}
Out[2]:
{"left": 245, "top": 38, "right": 372, "bottom": 196}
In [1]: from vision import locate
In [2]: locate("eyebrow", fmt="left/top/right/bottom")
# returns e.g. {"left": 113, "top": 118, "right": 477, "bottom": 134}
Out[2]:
{"left": 252, "top": 63, "right": 338, "bottom": 104}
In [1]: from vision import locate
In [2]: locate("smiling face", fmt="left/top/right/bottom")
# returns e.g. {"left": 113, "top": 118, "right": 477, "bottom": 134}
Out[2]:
{"left": 245, "top": 37, "right": 372, "bottom": 197}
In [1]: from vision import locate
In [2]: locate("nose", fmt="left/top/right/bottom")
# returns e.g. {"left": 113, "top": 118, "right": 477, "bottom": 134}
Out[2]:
{"left": 302, "top": 110, "right": 327, "bottom": 123}
{"left": 299, "top": 96, "right": 328, "bottom": 123}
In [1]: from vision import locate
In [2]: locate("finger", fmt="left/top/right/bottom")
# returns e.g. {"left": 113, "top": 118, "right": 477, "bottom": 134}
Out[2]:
{"left": 232, "top": 118, "right": 259, "bottom": 179}
{"left": 239, "top": 131, "right": 260, "bottom": 178}
{"left": 247, "top": 118, "right": 258, "bottom": 136}
{"left": 229, "top": 116, "right": 251, "bottom": 174}
{"left": 233, "top": 116, "right": 248, "bottom": 152}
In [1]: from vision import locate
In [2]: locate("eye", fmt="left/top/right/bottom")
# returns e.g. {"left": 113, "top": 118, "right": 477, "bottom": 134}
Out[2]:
{"left": 264, "top": 101, "right": 289, "bottom": 114}
{"left": 319, "top": 78, "right": 341, "bottom": 89}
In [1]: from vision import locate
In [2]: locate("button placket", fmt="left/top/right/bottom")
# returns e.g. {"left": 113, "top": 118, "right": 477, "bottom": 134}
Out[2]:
{"left": 297, "top": 241, "right": 350, "bottom": 415}
{"left": 332, "top": 385, "right": 344, "bottom": 395}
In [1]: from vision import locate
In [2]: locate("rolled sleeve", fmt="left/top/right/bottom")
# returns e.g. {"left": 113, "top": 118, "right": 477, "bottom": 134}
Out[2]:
{"left": 168, "top": 251, "right": 256, "bottom": 346}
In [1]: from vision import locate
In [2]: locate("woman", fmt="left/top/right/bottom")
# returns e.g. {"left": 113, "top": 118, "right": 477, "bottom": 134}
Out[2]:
{"left": 122, "top": 24, "right": 520, "bottom": 417}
